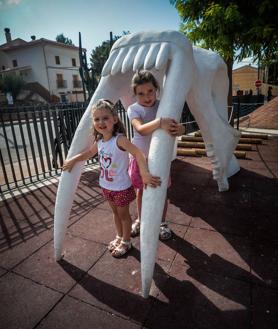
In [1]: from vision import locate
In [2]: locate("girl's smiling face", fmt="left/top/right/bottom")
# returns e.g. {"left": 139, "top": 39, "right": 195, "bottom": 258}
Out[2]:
{"left": 135, "top": 82, "right": 157, "bottom": 107}
{"left": 93, "top": 107, "right": 117, "bottom": 139}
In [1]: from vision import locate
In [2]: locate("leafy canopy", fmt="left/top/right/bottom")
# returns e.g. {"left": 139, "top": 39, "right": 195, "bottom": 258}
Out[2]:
{"left": 56, "top": 33, "right": 74, "bottom": 46}
{"left": 0, "top": 74, "right": 25, "bottom": 101}
{"left": 170, "top": 0, "right": 278, "bottom": 63}
{"left": 90, "top": 31, "right": 130, "bottom": 79}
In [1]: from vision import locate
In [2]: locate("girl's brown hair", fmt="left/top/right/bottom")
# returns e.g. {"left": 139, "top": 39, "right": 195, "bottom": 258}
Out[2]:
{"left": 91, "top": 99, "right": 126, "bottom": 141}
{"left": 131, "top": 70, "right": 160, "bottom": 95}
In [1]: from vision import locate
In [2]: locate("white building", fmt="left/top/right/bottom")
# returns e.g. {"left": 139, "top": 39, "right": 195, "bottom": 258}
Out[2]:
{"left": 0, "top": 28, "right": 85, "bottom": 103}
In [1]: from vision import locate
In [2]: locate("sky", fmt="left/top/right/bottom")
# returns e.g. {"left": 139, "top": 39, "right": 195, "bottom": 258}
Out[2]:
{"left": 0, "top": 0, "right": 255, "bottom": 68}
{"left": 0, "top": 0, "right": 181, "bottom": 52}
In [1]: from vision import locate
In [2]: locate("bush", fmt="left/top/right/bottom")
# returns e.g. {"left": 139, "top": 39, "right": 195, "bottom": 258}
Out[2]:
{"left": 0, "top": 74, "right": 25, "bottom": 102}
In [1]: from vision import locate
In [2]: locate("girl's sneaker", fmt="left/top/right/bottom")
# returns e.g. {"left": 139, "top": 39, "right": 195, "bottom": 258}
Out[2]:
{"left": 159, "top": 223, "right": 172, "bottom": 240}
{"left": 131, "top": 219, "right": 140, "bottom": 237}
{"left": 111, "top": 240, "right": 132, "bottom": 258}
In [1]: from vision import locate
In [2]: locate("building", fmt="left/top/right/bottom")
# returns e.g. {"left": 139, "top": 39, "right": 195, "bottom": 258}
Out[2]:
{"left": 232, "top": 64, "right": 278, "bottom": 97}
{"left": 0, "top": 28, "right": 85, "bottom": 103}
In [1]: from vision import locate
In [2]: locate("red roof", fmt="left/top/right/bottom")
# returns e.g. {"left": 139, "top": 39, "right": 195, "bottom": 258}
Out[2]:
{"left": 0, "top": 38, "right": 85, "bottom": 51}
{"left": 240, "top": 96, "right": 278, "bottom": 129}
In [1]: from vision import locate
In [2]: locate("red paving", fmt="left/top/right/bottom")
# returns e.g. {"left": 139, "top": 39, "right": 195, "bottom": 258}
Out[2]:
{"left": 1, "top": 135, "right": 278, "bottom": 329}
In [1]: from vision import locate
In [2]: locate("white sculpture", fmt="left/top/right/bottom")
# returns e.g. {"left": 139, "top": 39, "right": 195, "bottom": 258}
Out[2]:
{"left": 54, "top": 30, "right": 240, "bottom": 298}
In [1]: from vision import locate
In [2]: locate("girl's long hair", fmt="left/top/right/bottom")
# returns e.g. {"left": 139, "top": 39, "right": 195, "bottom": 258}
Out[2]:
{"left": 91, "top": 99, "right": 126, "bottom": 141}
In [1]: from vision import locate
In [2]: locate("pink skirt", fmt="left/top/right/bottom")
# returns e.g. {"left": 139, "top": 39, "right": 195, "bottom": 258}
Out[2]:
{"left": 128, "top": 157, "right": 171, "bottom": 190}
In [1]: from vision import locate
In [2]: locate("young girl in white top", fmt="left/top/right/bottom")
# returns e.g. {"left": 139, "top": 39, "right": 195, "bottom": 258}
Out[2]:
{"left": 63, "top": 99, "right": 161, "bottom": 257}
{"left": 127, "top": 70, "right": 185, "bottom": 240}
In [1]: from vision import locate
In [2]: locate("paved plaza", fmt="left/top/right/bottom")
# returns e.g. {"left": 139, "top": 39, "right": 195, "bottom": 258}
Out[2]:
{"left": 0, "top": 133, "right": 278, "bottom": 329}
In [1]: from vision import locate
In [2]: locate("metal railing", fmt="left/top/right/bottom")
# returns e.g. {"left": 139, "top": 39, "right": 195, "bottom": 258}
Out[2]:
{"left": 2, "top": 99, "right": 262, "bottom": 193}
{"left": 0, "top": 102, "right": 132, "bottom": 193}
{"left": 232, "top": 101, "right": 265, "bottom": 129}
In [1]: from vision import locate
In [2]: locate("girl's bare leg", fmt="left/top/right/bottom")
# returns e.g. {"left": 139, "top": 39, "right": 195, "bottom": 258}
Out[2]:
{"left": 136, "top": 189, "right": 143, "bottom": 221}
{"left": 162, "top": 197, "right": 168, "bottom": 223}
{"left": 117, "top": 205, "right": 132, "bottom": 241}
{"left": 108, "top": 201, "right": 123, "bottom": 237}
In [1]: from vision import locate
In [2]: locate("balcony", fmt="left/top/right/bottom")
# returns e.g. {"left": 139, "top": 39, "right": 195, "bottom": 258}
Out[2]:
{"left": 73, "top": 80, "right": 82, "bottom": 88}
{"left": 56, "top": 80, "right": 67, "bottom": 88}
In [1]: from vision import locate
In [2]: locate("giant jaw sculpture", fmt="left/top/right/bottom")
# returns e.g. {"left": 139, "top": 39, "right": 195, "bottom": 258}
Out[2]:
{"left": 54, "top": 30, "right": 241, "bottom": 298}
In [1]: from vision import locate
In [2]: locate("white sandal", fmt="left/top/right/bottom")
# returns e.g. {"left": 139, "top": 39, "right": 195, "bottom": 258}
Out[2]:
{"left": 108, "top": 235, "right": 122, "bottom": 252}
{"left": 111, "top": 240, "right": 132, "bottom": 258}
{"left": 159, "top": 223, "right": 172, "bottom": 240}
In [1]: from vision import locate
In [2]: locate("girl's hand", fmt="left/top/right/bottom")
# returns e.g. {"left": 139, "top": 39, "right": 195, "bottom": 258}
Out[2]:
{"left": 141, "top": 172, "right": 161, "bottom": 189}
{"left": 169, "top": 122, "right": 186, "bottom": 136}
{"left": 62, "top": 159, "right": 76, "bottom": 172}
{"left": 160, "top": 118, "right": 180, "bottom": 136}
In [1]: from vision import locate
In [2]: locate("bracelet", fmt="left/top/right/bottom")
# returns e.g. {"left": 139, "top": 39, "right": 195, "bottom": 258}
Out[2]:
{"left": 159, "top": 117, "right": 162, "bottom": 128}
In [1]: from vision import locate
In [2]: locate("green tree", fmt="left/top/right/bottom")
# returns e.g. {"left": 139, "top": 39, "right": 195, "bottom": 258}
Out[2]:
{"left": 56, "top": 33, "right": 74, "bottom": 46}
{"left": 90, "top": 40, "right": 112, "bottom": 79}
{"left": 0, "top": 74, "right": 25, "bottom": 102}
{"left": 90, "top": 31, "right": 130, "bottom": 80}
{"left": 170, "top": 0, "right": 278, "bottom": 104}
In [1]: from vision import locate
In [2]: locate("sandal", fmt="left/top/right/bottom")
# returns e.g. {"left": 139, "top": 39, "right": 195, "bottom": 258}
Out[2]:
{"left": 111, "top": 240, "right": 132, "bottom": 258}
{"left": 131, "top": 219, "right": 140, "bottom": 237}
{"left": 108, "top": 235, "right": 122, "bottom": 252}
{"left": 159, "top": 223, "right": 172, "bottom": 240}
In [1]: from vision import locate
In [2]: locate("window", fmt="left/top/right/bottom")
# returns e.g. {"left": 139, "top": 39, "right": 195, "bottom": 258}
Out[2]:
{"left": 55, "top": 56, "right": 60, "bottom": 65}
{"left": 56, "top": 74, "right": 67, "bottom": 88}
{"left": 72, "top": 74, "right": 81, "bottom": 88}
{"left": 72, "top": 58, "right": 76, "bottom": 67}
{"left": 12, "top": 60, "right": 18, "bottom": 67}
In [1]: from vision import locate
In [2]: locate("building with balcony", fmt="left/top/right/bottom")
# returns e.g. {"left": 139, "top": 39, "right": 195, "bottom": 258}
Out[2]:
{"left": 0, "top": 28, "right": 85, "bottom": 103}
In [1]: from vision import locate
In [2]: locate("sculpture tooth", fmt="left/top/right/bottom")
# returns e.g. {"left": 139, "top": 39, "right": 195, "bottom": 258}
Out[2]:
{"left": 101, "top": 50, "right": 118, "bottom": 76}
{"left": 211, "top": 159, "right": 220, "bottom": 165}
{"left": 133, "top": 44, "right": 149, "bottom": 71}
{"left": 155, "top": 43, "right": 170, "bottom": 70}
{"left": 206, "top": 150, "right": 215, "bottom": 158}
{"left": 111, "top": 47, "right": 129, "bottom": 76}
{"left": 213, "top": 164, "right": 221, "bottom": 170}
{"left": 143, "top": 43, "right": 160, "bottom": 70}
{"left": 121, "top": 46, "right": 138, "bottom": 74}
{"left": 218, "top": 177, "right": 229, "bottom": 191}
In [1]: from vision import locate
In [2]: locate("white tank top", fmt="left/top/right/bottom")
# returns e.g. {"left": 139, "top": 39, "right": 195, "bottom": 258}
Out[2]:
{"left": 97, "top": 134, "right": 132, "bottom": 191}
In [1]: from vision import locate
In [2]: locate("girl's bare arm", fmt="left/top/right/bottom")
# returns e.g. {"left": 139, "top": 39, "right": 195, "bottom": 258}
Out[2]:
{"left": 131, "top": 117, "right": 179, "bottom": 136}
{"left": 62, "top": 142, "right": 98, "bottom": 172}
{"left": 117, "top": 136, "right": 161, "bottom": 188}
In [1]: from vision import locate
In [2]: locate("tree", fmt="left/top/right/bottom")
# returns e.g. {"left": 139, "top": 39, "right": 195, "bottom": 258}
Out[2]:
{"left": 0, "top": 74, "right": 25, "bottom": 102}
{"left": 90, "top": 31, "right": 130, "bottom": 80}
{"left": 170, "top": 0, "right": 278, "bottom": 104}
{"left": 90, "top": 40, "right": 112, "bottom": 79}
{"left": 56, "top": 33, "right": 74, "bottom": 46}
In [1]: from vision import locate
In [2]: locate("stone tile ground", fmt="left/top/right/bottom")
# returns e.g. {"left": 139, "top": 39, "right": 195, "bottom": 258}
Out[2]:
{"left": 0, "top": 135, "right": 277, "bottom": 329}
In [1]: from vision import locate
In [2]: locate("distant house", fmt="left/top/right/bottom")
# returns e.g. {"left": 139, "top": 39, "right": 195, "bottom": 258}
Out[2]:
{"left": 232, "top": 64, "right": 277, "bottom": 97}
{"left": 0, "top": 28, "right": 85, "bottom": 103}
{"left": 232, "top": 65, "right": 258, "bottom": 96}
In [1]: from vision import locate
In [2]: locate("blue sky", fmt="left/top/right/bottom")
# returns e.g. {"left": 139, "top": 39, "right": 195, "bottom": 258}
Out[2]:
{"left": 0, "top": 0, "right": 255, "bottom": 68}
{"left": 0, "top": 0, "right": 181, "bottom": 52}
